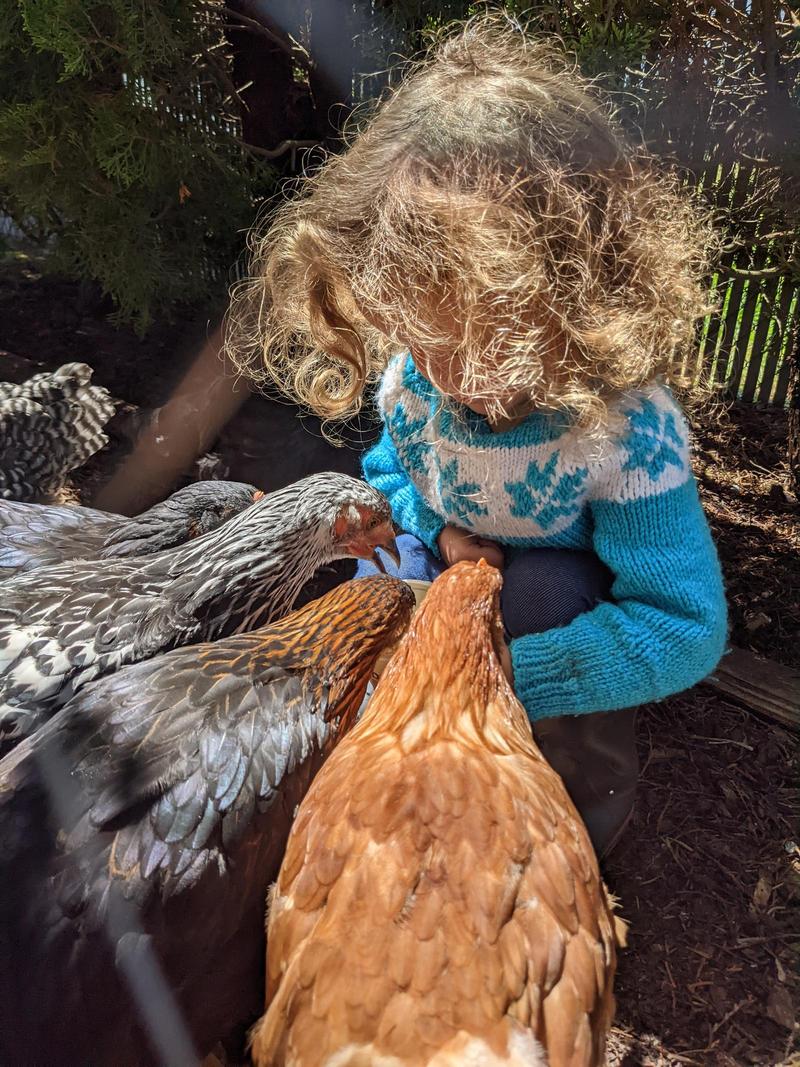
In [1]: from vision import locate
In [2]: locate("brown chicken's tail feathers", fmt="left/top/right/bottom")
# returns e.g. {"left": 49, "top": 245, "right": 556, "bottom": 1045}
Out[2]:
{"left": 0, "top": 363, "right": 115, "bottom": 500}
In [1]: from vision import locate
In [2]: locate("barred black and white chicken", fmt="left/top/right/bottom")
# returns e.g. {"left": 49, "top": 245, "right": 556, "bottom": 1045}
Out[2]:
{"left": 0, "top": 472, "right": 398, "bottom": 742}
{"left": 0, "top": 480, "right": 262, "bottom": 578}
{"left": 0, "top": 575, "right": 414, "bottom": 1067}
{"left": 0, "top": 362, "right": 116, "bottom": 501}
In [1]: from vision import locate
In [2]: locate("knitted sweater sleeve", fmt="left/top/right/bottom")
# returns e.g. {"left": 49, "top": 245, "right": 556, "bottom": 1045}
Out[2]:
{"left": 361, "top": 427, "right": 445, "bottom": 555}
{"left": 510, "top": 402, "right": 728, "bottom": 720}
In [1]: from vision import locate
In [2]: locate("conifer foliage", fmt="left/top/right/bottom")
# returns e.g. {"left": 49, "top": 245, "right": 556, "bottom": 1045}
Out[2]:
{"left": 0, "top": 1, "right": 271, "bottom": 330}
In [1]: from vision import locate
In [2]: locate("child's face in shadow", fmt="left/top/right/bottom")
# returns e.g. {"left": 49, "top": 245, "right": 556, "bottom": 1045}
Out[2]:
{"left": 412, "top": 345, "right": 511, "bottom": 416}
{"left": 364, "top": 304, "right": 535, "bottom": 423}
{"left": 401, "top": 307, "right": 532, "bottom": 422}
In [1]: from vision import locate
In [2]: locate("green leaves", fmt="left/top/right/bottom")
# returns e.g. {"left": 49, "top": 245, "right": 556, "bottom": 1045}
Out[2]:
{"left": 0, "top": 0, "right": 274, "bottom": 331}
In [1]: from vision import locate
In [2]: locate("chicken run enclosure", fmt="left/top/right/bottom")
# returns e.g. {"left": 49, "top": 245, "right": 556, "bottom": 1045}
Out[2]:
{"left": 0, "top": 2, "right": 799, "bottom": 1066}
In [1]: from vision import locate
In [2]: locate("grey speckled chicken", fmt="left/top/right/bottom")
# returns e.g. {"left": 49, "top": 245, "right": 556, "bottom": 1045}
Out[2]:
{"left": 0, "top": 480, "right": 263, "bottom": 578}
{"left": 0, "top": 362, "right": 116, "bottom": 501}
{"left": 0, "top": 472, "right": 399, "bottom": 743}
{"left": 0, "top": 575, "right": 414, "bottom": 1067}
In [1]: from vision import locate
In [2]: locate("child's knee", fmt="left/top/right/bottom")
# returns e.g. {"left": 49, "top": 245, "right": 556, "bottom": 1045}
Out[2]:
{"left": 501, "top": 548, "right": 613, "bottom": 638}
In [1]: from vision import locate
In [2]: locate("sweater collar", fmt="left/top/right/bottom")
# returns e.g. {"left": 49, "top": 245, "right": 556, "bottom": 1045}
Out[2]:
{"left": 400, "top": 353, "right": 571, "bottom": 448}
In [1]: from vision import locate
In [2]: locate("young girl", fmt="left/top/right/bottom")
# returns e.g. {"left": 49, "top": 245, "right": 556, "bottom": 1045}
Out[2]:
{"left": 228, "top": 16, "right": 727, "bottom": 855}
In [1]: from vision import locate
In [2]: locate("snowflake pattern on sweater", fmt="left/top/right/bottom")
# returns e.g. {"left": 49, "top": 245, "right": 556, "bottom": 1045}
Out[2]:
{"left": 370, "top": 353, "right": 692, "bottom": 543}
{"left": 362, "top": 353, "right": 728, "bottom": 719}
{"left": 504, "top": 455, "right": 589, "bottom": 530}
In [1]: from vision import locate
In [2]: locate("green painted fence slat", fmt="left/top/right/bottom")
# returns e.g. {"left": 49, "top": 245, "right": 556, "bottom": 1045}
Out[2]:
{"left": 741, "top": 282, "right": 774, "bottom": 402}
{"left": 755, "top": 279, "right": 795, "bottom": 404}
{"left": 770, "top": 290, "right": 799, "bottom": 407}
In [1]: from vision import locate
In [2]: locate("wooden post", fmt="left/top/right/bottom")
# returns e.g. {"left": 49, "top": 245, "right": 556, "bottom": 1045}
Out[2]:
{"left": 705, "top": 647, "right": 800, "bottom": 730}
{"left": 91, "top": 326, "right": 249, "bottom": 515}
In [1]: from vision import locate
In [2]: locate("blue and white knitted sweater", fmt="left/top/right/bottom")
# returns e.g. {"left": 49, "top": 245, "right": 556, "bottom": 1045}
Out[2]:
{"left": 362, "top": 353, "right": 727, "bottom": 721}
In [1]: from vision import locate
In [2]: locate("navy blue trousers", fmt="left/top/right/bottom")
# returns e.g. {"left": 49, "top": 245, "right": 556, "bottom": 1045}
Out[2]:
{"left": 356, "top": 535, "right": 638, "bottom": 856}
{"left": 355, "top": 534, "right": 614, "bottom": 636}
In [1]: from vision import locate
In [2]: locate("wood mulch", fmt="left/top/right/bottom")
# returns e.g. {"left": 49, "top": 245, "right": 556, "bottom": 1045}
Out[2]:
{"left": 0, "top": 262, "right": 798, "bottom": 1065}
{"left": 606, "top": 691, "right": 798, "bottom": 1066}
{"left": 605, "top": 396, "right": 799, "bottom": 1065}
{"left": 691, "top": 398, "right": 800, "bottom": 669}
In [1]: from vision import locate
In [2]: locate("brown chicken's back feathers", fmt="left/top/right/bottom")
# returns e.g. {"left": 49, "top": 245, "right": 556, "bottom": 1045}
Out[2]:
{"left": 0, "top": 576, "right": 414, "bottom": 1066}
{"left": 254, "top": 562, "right": 620, "bottom": 1067}
{"left": 0, "top": 362, "right": 115, "bottom": 501}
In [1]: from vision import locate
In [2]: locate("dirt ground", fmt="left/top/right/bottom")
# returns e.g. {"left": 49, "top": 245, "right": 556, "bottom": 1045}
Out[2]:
{"left": 692, "top": 399, "right": 800, "bottom": 670}
{"left": 606, "top": 692, "right": 797, "bottom": 1066}
{"left": 0, "top": 262, "right": 798, "bottom": 1065}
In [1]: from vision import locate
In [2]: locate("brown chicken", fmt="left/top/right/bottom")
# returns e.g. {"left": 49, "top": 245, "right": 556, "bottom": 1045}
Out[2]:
{"left": 253, "top": 560, "right": 623, "bottom": 1067}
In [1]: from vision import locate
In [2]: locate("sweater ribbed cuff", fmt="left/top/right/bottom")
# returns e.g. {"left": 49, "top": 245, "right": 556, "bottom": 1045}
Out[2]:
{"left": 415, "top": 514, "right": 445, "bottom": 558}
{"left": 510, "top": 633, "right": 584, "bottom": 722}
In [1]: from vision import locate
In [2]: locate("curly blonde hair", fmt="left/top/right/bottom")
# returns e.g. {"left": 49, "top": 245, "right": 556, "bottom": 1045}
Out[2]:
{"left": 226, "top": 14, "right": 716, "bottom": 431}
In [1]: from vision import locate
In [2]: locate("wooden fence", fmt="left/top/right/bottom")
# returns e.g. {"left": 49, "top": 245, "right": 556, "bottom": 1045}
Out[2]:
{"left": 681, "top": 162, "right": 797, "bottom": 406}
{"left": 691, "top": 267, "right": 798, "bottom": 406}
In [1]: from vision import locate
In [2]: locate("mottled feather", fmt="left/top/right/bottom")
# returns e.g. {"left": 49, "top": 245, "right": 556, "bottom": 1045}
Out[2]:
{"left": 0, "top": 362, "right": 115, "bottom": 501}
{"left": 0, "top": 472, "right": 396, "bottom": 740}
{"left": 0, "top": 575, "right": 414, "bottom": 1066}
{"left": 0, "top": 481, "right": 260, "bottom": 578}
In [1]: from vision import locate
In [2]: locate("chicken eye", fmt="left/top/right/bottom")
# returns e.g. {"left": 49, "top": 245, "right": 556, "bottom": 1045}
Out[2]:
{"left": 366, "top": 515, "right": 382, "bottom": 530}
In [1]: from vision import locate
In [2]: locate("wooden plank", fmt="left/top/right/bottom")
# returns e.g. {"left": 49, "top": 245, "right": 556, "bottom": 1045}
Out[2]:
{"left": 711, "top": 165, "right": 760, "bottom": 392}
{"left": 697, "top": 272, "right": 731, "bottom": 382}
{"left": 755, "top": 278, "right": 794, "bottom": 404}
{"left": 771, "top": 292, "right": 799, "bottom": 407}
{"left": 741, "top": 280, "right": 774, "bottom": 402}
{"left": 710, "top": 273, "right": 747, "bottom": 385}
{"left": 725, "top": 276, "right": 762, "bottom": 397}
{"left": 705, "top": 646, "right": 800, "bottom": 730}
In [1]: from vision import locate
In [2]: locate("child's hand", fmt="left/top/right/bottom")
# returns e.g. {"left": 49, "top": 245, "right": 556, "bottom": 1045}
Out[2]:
{"left": 438, "top": 525, "right": 504, "bottom": 570}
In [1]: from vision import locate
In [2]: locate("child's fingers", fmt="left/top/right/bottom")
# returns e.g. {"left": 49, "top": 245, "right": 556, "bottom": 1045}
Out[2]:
{"left": 451, "top": 540, "right": 505, "bottom": 569}
{"left": 439, "top": 525, "right": 504, "bottom": 569}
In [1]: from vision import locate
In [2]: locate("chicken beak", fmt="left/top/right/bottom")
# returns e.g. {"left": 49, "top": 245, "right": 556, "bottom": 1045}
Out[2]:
{"left": 371, "top": 530, "right": 400, "bottom": 572}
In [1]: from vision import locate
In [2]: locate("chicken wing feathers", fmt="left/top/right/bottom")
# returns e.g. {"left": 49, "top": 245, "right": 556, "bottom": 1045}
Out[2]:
{"left": 0, "top": 503, "right": 113, "bottom": 574}
{"left": 256, "top": 742, "right": 616, "bottom": 1067}
{"left": 0, "top": 362, "right": 115, "bottom": 500}
{"left": 0, "top": 473, "right": 397, "bottom": 740}
{"left": 0, "top": 575, "right": 414, "bottom": 1066}
{"left": 0, "top": 482, "right": 259, "bottom": 577}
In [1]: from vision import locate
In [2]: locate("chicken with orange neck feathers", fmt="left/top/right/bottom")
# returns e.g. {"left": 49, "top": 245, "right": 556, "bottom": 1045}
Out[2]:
{"left": 252, "top": 560, "right": 623, "bottom": 1067}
